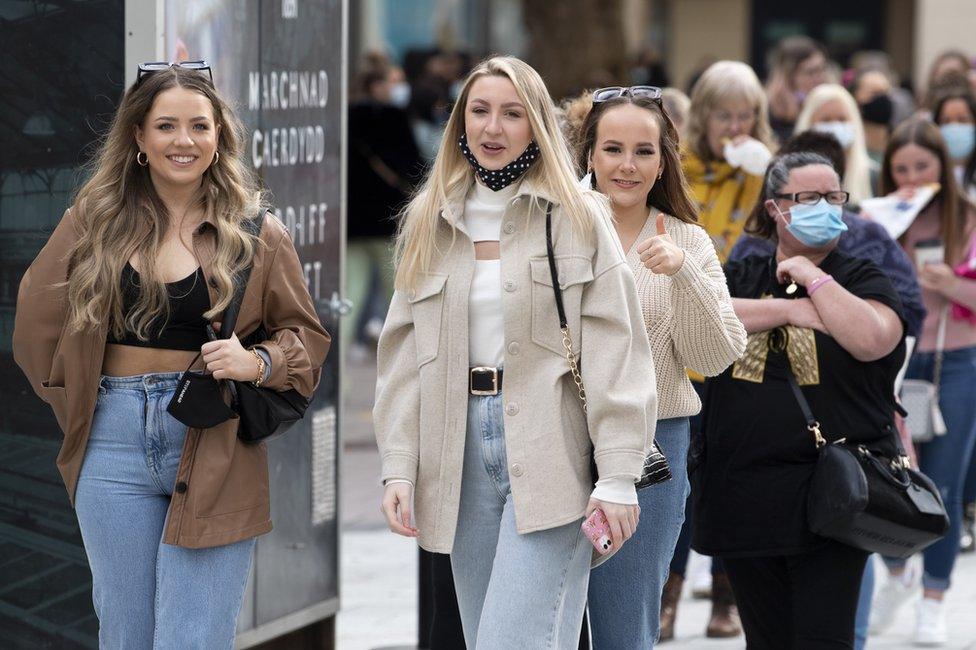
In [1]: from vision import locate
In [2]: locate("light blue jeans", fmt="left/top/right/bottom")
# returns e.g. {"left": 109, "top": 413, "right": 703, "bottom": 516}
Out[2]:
{"left": 74, "top": 372, "right": 255, "bottom": 649}
{"left": 854, "top": 555, "right": 875, "bottom": 650}
{"left": 587, "top": 417, "right": 691, "bottom": 649}
{"left": 451, "top": 394, "right": 591, "bottom": 649}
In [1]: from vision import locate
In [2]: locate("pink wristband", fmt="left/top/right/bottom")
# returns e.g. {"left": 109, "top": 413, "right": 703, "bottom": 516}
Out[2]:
{"left": 807, "top": 274, "right": 834, "bottom": 296}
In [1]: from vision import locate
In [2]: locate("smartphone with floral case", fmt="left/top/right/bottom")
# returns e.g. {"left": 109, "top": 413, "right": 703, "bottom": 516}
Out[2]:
{"left": 581, "top": 508, "right": 614, "bottom": 555}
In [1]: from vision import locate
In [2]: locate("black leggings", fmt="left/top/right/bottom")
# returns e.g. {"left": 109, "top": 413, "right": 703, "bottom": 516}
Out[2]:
{"left": 723, "top": 541, "right": 868, "bottom": 650}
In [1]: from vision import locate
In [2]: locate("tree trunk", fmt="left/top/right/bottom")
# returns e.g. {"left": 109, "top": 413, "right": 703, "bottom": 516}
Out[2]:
{"left": 521, "top": 0, "right": 628, "bottom": 101}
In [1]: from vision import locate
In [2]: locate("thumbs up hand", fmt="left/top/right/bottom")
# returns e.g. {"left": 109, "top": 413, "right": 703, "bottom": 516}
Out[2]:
{"left": 636, "top": 214, "right": 686, "bottom": 276}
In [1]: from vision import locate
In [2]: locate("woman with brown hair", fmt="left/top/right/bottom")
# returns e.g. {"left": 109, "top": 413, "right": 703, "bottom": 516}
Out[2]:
{"left": 566, "top": 86, "right": 745, "bottom": 648}
{"left": 766, "top": 35, "right": 830, "bottom": 142}
{"left": 868, "top": 118, "right": 976, "bottom": 645}
{"left": 13, "top": 63, "right": 330, "bottom": 647}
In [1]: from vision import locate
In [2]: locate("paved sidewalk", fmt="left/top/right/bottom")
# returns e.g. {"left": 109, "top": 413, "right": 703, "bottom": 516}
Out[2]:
{"left": 338, "top": 350, "right": 976, "bottom": 650}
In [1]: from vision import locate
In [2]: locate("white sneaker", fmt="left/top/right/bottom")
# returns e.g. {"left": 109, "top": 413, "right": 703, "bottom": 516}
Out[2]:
{"left": 869, "top": 563, "right": 919, "bottom": 635}
{"left": 688, "top": 551, "right": 713, "bottom": 599}
{"left": 914, "top": 597, "right": 947, "bottom": 646}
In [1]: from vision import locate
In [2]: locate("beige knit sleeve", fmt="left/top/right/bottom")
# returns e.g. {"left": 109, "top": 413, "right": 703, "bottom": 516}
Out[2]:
{"left": 668, "top": 225, "right": 746, "bottom": 376}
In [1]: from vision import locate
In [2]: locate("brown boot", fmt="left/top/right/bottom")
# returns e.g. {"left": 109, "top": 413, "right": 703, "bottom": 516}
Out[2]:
{"left": 658, "top": 571, "right": 683, "bottom": 642}
{"left": 706, "top": 574, "right": 742, "bottom": 638}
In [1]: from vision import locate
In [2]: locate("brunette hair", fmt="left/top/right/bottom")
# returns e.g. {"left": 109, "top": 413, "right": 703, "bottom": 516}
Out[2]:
{"left": 566, "top": 91, "right": 698, "bottom": 224}
{"left": 879, "top": 117, "right": 974, "bottom": 263}
{"left": 768, "top": 36, "right": 827, "bottom": 88}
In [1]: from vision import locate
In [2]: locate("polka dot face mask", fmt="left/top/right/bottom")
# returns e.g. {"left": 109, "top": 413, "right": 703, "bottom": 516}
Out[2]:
{"left": 458, "top": 132, "right": 541, "bottom": 191}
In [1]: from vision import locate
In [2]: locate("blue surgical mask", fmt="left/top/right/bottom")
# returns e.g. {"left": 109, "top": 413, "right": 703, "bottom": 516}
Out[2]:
{"left": 777, "top": 199, "right": 848, "bottom": 247}
{"left": 940, "top": 123, "right": 976, "bottom": 161}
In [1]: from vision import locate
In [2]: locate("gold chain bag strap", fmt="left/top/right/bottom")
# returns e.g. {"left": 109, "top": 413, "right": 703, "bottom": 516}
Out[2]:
{"left": 544, "top": 203, "right": 671, "bottom": 489}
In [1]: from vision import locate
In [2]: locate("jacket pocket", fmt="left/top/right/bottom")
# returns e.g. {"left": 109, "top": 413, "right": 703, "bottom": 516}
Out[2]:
{"left": 408, "top": 272, "right": 449, "bottom": 367}
{"left": 529, "top": 256, "right": 594, "bottom": 356}
{"left": 194, "top": 438, "right": 270, "bottom": 518}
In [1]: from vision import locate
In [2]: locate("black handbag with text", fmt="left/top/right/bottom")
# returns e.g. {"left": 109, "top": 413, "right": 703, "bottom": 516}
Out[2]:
{"left": 544, "top": 203, "right": 671, "bottom": 489}
{"left": 786, "top": 367, "right": 948, "bottom": 558}
{"left": 221, "top": 211, "right": 310, "bottom": 443}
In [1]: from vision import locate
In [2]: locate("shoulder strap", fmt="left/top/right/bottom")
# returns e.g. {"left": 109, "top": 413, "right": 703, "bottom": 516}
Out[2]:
{"left": 219, "top": 210, "right": 267, "bottom": 339}
{"left": 545, "top": 202, "right": 587, "bottom": 410}
{"left": 545, "top": 203, "right": 568, "bottom": 328}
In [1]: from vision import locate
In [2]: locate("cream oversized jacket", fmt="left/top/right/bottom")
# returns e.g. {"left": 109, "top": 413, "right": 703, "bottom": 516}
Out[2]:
{"left": 374, "top": 178, "right": 658, "bottom": 553}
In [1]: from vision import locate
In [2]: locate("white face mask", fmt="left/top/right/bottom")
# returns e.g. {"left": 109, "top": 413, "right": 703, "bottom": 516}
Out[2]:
{"left": 389, "top": 82, "right": 411, "bottom": 108}
{"left": 812, "top": 121, "right": 856, "bottom": 149}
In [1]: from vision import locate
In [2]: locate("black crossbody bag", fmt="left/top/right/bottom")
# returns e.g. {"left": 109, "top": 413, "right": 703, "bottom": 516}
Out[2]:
{"left": 544, "top": 203, "right": 671, "bottom": 489}
{"left": 168, "top": 211, "right": 310, "bottom": 443}
{"left": 785, "top": 364, "right": 948, "bottom": 558}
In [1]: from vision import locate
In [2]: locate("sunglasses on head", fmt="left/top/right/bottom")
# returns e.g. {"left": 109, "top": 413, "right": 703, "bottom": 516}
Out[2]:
{"left": 137, "top": 60, "right": 213, "bottom": 85}
{"left": 592, "top": 86, "right": 663, "bottom": 104}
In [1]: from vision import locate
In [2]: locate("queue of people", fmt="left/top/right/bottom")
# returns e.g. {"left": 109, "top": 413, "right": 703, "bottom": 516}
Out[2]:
{"left": 372, "top": 41, "right": 976, "bottom": 650}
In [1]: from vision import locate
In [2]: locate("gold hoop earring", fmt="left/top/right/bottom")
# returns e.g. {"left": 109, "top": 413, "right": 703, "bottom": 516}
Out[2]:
{"left": 212, "top": 150, "right": 220, "bottom": 166}
{"left": 137, "top": 151, "right": 149, "bottom": 167}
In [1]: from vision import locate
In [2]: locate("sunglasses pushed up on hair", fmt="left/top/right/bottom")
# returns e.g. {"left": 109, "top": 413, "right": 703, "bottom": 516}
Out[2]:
{"left": 592, "top": 86, "right": 663, "bottom": 104}
{"left": 136, "top": 60, "right": 213, "bottom": 85}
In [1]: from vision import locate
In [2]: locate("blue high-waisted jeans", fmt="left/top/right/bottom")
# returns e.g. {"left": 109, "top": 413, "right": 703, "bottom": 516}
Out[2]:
{"left": 887, "top": 346, "right": 976, "bottom": 590}
{"left": 74, "top": 373, "right": 255, "bottom": 649}
{"left": 586, "top": 417, "right": 691, "bottom": 649}
{"left": 451, "top": 394, "right": 591, "bottom": 649}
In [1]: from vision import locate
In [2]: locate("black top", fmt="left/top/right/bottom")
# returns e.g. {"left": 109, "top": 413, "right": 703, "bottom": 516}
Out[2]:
{"left": 105, "top": 262, "right": 210, "bottom": 351}
{"left": 346, "top": 101, "right": 424, "bottom": 239}
{"left": 692, "top": 251, "right": 907, "bottom": 558}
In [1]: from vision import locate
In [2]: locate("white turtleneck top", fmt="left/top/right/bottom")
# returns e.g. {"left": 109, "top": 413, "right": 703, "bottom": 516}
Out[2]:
{"left": 462, "top": 181, "right": 517, "bottom": 367}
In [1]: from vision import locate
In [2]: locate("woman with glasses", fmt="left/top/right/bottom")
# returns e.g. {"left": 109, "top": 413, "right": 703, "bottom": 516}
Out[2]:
{"left": 565, "top": 85, "right": 745, "bottom": 649}
{"left": 666, "top": 59, "right": 775, "bottom": 641}
{"left": 868, "top": 118, "right": 976, "bottom": 645}
{"left": 13, "top": 63, "right": 330, "bottom": 647}
{"left": 373, "top": 57, "right": 656, "bottom": 648}
{"left": 694, "top": 151, "right": 906, "bottom": 648}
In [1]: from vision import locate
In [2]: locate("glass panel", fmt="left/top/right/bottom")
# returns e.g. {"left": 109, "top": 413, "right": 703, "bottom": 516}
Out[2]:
{"left": 0, "top": 2, "right": 124, "bottom": 648}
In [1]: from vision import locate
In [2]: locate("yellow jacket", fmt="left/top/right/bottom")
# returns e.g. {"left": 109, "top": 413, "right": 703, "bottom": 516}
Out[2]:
{"left": 682, "top": 147, "right": 765, "bottom": 262}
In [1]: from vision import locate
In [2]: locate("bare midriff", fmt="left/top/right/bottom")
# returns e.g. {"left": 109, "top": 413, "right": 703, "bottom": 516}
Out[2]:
{"left": 102, "top": 343, "right": 204, "bottom": 377}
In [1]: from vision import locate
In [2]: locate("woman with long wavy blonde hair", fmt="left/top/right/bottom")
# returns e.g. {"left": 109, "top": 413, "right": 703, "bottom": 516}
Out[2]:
{"left": 13, "top": 64, "right": 330, "bottom": 647}
{"left": 374, "top": 56, "right": 657, "bottom": 647}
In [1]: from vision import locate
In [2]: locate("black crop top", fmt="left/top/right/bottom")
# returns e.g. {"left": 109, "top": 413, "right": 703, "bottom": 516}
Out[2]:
{"left": 106, "top": 262, "right": 211, "bottom": 351}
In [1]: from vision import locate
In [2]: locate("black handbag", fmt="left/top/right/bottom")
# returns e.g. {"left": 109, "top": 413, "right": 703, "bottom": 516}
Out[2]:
{"left": 544, "top": 203, "right": 671, "bottom": 489}
{"left": 785, "top": 365, "right": 949, "bottom": 558}
{"left": 220, "top": 211, "right": 310, "bottom": 443}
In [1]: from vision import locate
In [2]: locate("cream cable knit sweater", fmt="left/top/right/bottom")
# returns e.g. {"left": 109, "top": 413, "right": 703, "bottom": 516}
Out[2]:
{"left": 626, "top": 211, "right": 747, "bottom": 419}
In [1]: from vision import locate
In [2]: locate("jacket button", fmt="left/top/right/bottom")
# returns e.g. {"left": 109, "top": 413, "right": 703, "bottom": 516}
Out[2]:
{"left": 508, "top": 341, "right": 520, "bottom": 356}
{"left": 511, "top": 463, "right": 524, "bottom": 477}
{"left": 506, "top": 402, "right": 519, "bottom": 416}
{"left": 503, "top": 222, "right": 516, "bottom": 234}
{"left": 504, "top": 280, "right": 517, "bottom": 292}
{"left": 174, "top": 481, "right": 188, "bottom": 494}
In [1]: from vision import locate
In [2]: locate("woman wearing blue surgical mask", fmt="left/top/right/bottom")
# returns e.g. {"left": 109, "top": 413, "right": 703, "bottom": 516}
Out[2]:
{"left": 693, "top": 151, "right": 906, "bottom": 649}
{"left": 794, "top": 84, "right": 877, "bottom": 204}
{"left": 934, "top": 90, "right": 976, "bottom": 201}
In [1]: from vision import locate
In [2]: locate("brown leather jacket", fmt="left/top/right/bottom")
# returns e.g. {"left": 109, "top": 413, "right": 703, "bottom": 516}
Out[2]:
{"left": 13, "top": 207, "right": 331, "bottom": 548}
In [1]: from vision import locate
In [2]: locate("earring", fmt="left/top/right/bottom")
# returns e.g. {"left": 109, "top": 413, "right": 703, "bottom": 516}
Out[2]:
{"left": 137, "top": 151, "right": 149, "bottom": 167}
{"left": 212, "top": 150, "right": 220, "bottom": 166}
{"left": 657, "top": 169, "right": 664, "bottom": 180}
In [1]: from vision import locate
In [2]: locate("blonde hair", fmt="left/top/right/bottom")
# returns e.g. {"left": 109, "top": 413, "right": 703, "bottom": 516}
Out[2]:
{"left": 394, "top": 56, "right": 596, "bottom": 290}
{"left": 66, "top": 68, "right": 264, "bottom": 339}
{"left": 686, "top": 61, "right": 774, "bottom": 161}
{"left": 661, "top": 87, "right": 691, "bottom": 138}
{"left": 793, "top": 84, "right": 874, "bottom": 204}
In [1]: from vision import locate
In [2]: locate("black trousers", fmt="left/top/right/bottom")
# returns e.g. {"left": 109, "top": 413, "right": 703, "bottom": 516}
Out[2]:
{"left": 723, "top": 541, "right": 868, "bottom": 650}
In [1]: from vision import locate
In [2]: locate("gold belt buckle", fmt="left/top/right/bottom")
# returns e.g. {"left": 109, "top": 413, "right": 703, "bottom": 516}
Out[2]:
{"left": 469, "top": 366, "right": 498, "bottom": 396}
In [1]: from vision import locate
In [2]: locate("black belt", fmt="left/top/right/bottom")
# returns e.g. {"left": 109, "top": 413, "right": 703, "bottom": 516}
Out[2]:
{"left": 469, "top": 367, "right": 503, "bottom": 395}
